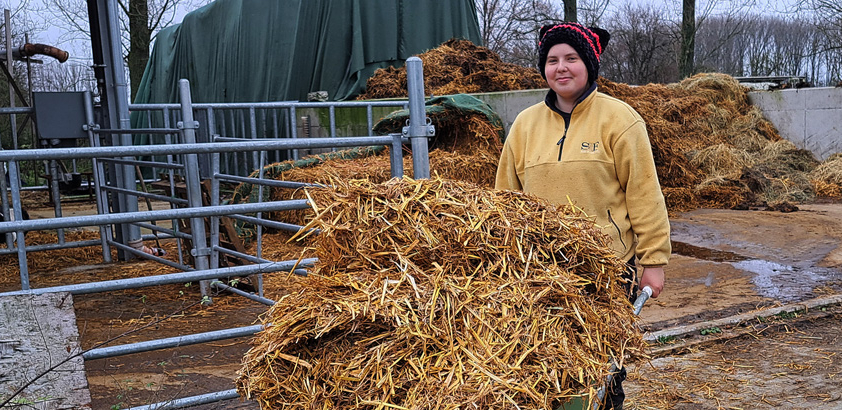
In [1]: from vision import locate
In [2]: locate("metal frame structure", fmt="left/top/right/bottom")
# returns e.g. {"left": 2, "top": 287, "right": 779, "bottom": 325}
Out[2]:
{"left": 0, "top": 57, "right": 433, "bottom": 408}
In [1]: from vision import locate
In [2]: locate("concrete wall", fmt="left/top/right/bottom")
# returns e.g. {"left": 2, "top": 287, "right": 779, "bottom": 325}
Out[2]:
{"left": 473, "top": 89, "right": 547, "bottom": 136}
{"left": 748, "top": 87, "right": 842, "bottom": 161}
{"left": 0, "top": 293, "right": 91, "bottom": 409}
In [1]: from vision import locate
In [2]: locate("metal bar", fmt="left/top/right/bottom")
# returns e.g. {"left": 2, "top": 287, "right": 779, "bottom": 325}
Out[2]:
{"left": 406, "top": 57, "right": 431, "bottom": 179}
{"left": 0, "top": 106, "right": 31, "bottom": 114}
{"left": 84, "top": 90, "right": 113, "bottom": 262}
{"left": 124, "top": 389, "right": 241, "bottom": 410}
{"left": 0, "top": 137, "right": 404, "bottom": 161}
{"left": 100, "top": 185, "right": 189, "bottom": 205}
{"left": 92, "top": 128, "right": 181, "bottom": 134}
{"left": 226, "top": 213, "right": 314, "bottom": 234}
{"left": 211, "top": 281, "right": 275, "bottom": 306}
{"left": 249, "top": 107, "right": 258, "bottom": 169}
{"left": 213, "top": 245, "right": 270, "bottom": 264}
{"left": 0, "top": 200, "right": 311, "bottom": 234}
{"left": 47, "top": 159, "right": 65, "bottom": 244}
{"left": 210, "top": 151, "right": 222, "bottom": 272}
{"left": 7, "top": 160, "right": 28, "bottom": 288}
{"left": 329, "top": 105, "right": 337, "bottom": 152}
{"left": 0, "top": 258, "right": 317, "bottom": 297}
{"left": 108, "top": 239, "right": 192, "bottom": 271}
{"left": 0, "top": 238, "right": 103, "bottom": 256}
{"left": 97, "top": 157, "right": 185, "bottom": 170}
{"left": 289, "top": 106, "right": 298, "bottom": 160}
{"left": 134, "top": 222, "right": 189, "bottom": 240}
{"left": 178, "top": 79, "right": 213, "bottom": 299}
{"left": 389, "top": 133, "right": 404, "bottom": 178}
{"left": 214, "top": 172, "right": 324, "bottom": 189}
{"left": 130, "top": 100, "right": 407, "bottom": 110}
{"left": 212, "top": 246, "right": 311, "bottom": 277}
{"left": 83, "top": 325, "right": 263, "bottom": 360}
{"left": 254, "top": 147, "right": 267, "bottom": 296}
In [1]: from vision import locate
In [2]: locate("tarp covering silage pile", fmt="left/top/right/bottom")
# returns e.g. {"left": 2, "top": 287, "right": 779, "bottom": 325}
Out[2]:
{"left": 133, "top": 0, "right": 482, "bottom": 104}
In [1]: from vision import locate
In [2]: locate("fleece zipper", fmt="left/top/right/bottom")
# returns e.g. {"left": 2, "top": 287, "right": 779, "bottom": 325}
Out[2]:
{"left": 556, "top": 127, "right": 568, "bottom": 161}
{"left": 607, "top": 209, "right": 626, "bottom": 249}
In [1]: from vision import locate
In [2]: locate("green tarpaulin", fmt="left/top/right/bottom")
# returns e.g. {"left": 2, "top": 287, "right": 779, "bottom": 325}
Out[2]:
{"left": 133, "top": 0, "right": 482, "bottom": 104}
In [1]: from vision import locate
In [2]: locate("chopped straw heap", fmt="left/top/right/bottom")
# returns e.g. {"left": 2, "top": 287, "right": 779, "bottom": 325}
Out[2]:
{"left": 236, "top": 177, "right": 646, "bottom": 409}
{"left": 357, "top": 39, "right": 545, "bottom": 100}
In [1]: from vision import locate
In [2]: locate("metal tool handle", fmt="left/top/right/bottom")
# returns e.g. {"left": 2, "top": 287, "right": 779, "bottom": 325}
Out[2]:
{"left": 632, "top": 286, "right": 653, "bottom": 316}
{"left": 591, "top": 286, "right": 655, "bottom": 409}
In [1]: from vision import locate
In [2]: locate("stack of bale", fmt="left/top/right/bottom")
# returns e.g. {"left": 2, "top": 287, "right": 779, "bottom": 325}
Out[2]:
{"left": 236, "top": 177, "right": 646, "bottom": 409}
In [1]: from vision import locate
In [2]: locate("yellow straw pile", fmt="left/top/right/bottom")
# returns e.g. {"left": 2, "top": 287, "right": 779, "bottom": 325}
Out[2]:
{"left": 236, "top": 177, "right": 645, "bottom": 409}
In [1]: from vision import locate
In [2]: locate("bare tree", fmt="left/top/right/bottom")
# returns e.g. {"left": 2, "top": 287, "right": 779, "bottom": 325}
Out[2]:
{"left": 601, "top": 3, "right": 677, "bottom": 84}
{"left": 476, "top": 0, "right": 612, "bottom": 68}
{"left": 694, "top": 14, "right": 751, "bottom": 75}
{"left": 32, "top": 60, "right": 96, "bottom": 92}
{"left": 795, "top": 0, "right": 842, "bottom": 51}
{"left": 563, "top": 0, "right": 577, "bottom": 21}
{"left": 476, "top": 0, "right": 564, "bottom": 67}
{"left": 46, "top": 0, "right": 210, "bottom": 100}
{"left": 679, "top": 0, "right": 695, "bottom": 78}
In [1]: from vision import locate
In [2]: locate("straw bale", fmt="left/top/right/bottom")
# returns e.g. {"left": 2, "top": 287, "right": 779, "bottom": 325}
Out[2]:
{"left": 237, "top": 177, "right": 645, "bottom": 409}
{"left": 357, "top": 39, "right": 545, "bottom": 100}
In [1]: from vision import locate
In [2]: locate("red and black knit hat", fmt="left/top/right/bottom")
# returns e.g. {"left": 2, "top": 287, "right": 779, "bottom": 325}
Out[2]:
{"left": 537, "top": 22, "right": 610, "bottom": 84}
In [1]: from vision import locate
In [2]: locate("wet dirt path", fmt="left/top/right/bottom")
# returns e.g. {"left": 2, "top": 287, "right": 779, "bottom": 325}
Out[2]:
{"left": 640, "top": 204, "right": 842, "bottom": 331}
{"left": 626, "top": 203, "right": 842, "bottom": 409}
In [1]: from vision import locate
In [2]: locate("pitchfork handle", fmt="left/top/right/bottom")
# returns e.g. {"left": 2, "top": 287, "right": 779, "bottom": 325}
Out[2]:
{"left": 632, "top": 286, "right": 653, "bottom": 316}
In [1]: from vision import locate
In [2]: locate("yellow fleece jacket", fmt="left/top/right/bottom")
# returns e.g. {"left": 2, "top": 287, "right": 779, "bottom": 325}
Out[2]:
{"left": 495, "top": 88, "right": 671, "bottom": 267}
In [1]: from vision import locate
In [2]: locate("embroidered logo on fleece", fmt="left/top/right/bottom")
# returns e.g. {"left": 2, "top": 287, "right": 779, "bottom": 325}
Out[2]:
{"left": 580, "top": 141, "right": 601, "bottom": 154}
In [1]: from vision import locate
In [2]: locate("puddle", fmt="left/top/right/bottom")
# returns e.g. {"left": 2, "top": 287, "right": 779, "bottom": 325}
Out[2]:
{"left": 671, "top": 241, "right": 747, "bottom": 262}
{"left": 672, "top": 241, "right": 841, "bottom": 302}
{"left": 731, "top": 259, "right": 832, "bottom": 302}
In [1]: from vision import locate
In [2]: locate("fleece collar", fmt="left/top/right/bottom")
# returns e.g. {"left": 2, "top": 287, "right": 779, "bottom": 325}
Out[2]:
{"left": 543, "top": 81, "right": 598, "bottom": 116}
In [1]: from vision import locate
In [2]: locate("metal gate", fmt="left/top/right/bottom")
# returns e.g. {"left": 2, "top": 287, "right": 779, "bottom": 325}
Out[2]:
{"left": 0, "top": 59, "right": 433, "bottom": 409}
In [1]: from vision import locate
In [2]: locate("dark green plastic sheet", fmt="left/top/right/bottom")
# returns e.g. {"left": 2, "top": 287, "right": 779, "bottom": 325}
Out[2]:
{"left": 133, "top": 0, "right": 482, "bottom": 104}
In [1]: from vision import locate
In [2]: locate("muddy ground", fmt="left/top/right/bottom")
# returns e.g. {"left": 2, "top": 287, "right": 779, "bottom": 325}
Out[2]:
{"left": 6, "top": 198, "right": 842, "bottom": 409}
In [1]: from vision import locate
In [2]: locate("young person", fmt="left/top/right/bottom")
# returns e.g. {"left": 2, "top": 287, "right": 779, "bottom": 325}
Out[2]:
{"left": 494, "top": 22, "right": 671, "bottom": 410}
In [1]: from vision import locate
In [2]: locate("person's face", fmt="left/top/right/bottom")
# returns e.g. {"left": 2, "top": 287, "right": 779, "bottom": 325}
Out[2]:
{"left": 544, "top": 43, "right": 589, "bottom": 105}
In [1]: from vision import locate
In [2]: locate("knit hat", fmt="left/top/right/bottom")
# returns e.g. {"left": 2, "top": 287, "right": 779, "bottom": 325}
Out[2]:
{"left": 537, "top": 22, "right": 610, "bottom": 84}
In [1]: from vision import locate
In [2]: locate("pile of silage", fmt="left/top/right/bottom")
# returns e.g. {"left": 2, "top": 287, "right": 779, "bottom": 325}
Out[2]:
{"left": 357, "top": 39, "right": 545, "bottom": 100}
{"left": 236, "top": 177, "right": 646, "bottom": 409}
{"left": 598, "top": 73, "right": 823, "bottom": 211}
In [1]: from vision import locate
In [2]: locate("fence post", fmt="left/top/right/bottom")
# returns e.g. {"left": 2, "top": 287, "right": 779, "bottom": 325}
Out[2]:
{"left": 178, "top": 79, "right": 213, "bottom": 302}
{"left": 83, "top": 90, "right": 114, "bottom": 263}
{"left": 404, "top": 57, "right": 433, "bottom": 179}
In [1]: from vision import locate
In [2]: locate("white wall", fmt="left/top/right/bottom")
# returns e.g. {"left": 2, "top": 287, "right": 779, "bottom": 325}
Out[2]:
{"left": 748, "top": 87, "right": 842, "bottom": 161}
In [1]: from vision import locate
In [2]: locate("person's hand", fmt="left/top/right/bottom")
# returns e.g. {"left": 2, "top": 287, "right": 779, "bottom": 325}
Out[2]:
{"left": 639, "top": 266, "right": 665, "bottom": 298}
